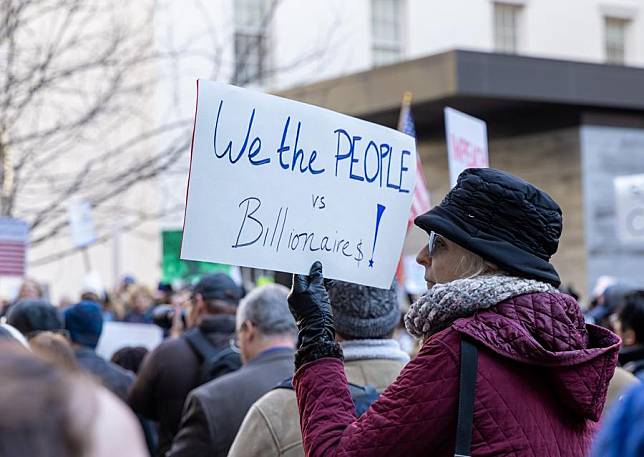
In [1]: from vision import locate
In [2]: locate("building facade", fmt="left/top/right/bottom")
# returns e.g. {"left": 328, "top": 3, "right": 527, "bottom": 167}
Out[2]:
{"left": 13, "top": 0, "right": 644, "bottom": 301}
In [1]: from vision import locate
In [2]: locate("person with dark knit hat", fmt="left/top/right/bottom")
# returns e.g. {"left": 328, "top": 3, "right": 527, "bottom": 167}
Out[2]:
{"left": 6, "top": 299, "right": 64, "bottom": 338}
{"left": 64, "top": 300, "right": 134, "bottom": 402}
{"left": 286, "top": 168, "right": 620, "bottom": 457}
{"left": 228, "top": 281, "right": 409, "bottom": 457}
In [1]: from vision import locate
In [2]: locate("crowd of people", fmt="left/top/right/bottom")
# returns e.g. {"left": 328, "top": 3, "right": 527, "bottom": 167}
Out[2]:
{"left": 0, "top": 168, "right": 643, "bottom": 456}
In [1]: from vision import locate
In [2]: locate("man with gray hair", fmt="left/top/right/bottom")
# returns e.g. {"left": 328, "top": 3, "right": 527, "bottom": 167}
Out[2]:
{"left": 166, "top": 284, "right": 296, "bottom": 457}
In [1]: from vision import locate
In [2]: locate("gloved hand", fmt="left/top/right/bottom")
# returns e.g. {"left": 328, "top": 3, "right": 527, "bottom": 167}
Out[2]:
{"left": 288, "top": 261, "right": 343, "bottom": 368}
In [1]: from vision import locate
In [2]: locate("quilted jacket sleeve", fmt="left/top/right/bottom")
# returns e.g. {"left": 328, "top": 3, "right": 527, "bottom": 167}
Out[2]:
{"left": 293, "top": 335, "right": 460, "bottom": 457}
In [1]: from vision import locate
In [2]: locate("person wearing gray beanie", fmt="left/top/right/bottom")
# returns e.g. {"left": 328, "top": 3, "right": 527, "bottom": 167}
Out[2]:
{"left": 228, "top": 280, "right": 409, "bottom": 457}
{"left": 326, "top": 280, "right": 401, "bottom": 340}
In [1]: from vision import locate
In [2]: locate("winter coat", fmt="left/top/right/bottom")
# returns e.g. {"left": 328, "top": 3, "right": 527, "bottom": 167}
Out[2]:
{"left": 166, "top": 346, "right": 295, "bottom": 457}
{"left": 228, "top": 340, "right": 409, "bottom": 457}
{"left": 128, "top": 315, "right": 236, "bottom": 457}
{"left": 294, "top": 291, "right": 620, "bottom": 457}
{"left": 74, "top": 346, "right": 134, "bottom": 402}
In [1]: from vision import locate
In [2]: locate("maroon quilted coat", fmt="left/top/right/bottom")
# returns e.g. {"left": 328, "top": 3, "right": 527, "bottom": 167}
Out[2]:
{"left": 293, "top": 292, "right": 620, "bottom": 457}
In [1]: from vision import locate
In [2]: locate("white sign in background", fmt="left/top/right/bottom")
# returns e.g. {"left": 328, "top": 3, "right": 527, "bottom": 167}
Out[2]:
{"left": 68, "top": 198, "right": 96, "bottom": 248}
{"left": 96, "top": 321, "right": 163, "bottom": 360}
{"left": 444, "top": 107, "right": 489, "bottom": 187}
{"left": 614, "top": 174, "right": 644, "bottom": 243}
{"left": 181, "top": 81, "right": 416, "bottom": 288}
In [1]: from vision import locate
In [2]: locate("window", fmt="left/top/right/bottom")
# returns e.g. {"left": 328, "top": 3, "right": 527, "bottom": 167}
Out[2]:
{"left": 605, "top": 17, "right": 629, "bottom": 65}
{"left": 233, "top": 0, "right": 271, "bottom": 85}
{"left": 494, "top": 3, "right": 522, "bottom": 54}
{"left": 371, "top": 0, "right": 403, "bottom": 66}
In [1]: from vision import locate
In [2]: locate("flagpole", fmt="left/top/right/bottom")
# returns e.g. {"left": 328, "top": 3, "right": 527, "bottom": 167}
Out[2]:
{"left": 397, "top": 91, "right": 413, "bottom": 131}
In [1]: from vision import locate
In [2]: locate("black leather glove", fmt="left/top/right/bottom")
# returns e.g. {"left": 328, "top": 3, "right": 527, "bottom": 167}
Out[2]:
{"left": 288, "top": 261, "right": 343, "bottom": 369}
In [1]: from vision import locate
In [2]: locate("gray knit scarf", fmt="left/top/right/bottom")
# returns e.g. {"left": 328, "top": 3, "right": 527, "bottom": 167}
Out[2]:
{"left": 404, "top": 275, "right": 557, "bottom": 339}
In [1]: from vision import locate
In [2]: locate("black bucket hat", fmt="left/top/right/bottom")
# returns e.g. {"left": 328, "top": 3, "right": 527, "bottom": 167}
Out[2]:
{"left": 414, "top": 168, "right": 562, "bottom": 287}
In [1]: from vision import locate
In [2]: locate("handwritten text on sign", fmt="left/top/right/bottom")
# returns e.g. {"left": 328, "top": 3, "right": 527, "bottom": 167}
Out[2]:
{"left": 181, "top": 82, "right": 415, "bottom": 288}
{"left": 444, "top": 107, "right": 488, "bottom": 187}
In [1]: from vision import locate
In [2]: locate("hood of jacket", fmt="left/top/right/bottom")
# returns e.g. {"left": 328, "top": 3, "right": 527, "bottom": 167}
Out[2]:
{"left": 454, "top": 291, "right": 620, "bottom": 421}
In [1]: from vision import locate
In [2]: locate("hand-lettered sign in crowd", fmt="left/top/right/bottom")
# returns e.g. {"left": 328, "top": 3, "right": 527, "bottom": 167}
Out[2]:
{"left": 444, "top": 107, "right": 488, "bottom": 188}
{"left": 181, "top": 81, "right": 416, "bottom": 288}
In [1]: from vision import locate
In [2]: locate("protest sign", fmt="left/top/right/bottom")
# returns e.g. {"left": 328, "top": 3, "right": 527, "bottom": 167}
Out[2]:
{"left": 96, "top": 321, "right": 163, "bottom": 360}
{"left": 614, "top": 174, "right": 644, "bottom": 243}
{"left": 68, "top": 198, "right": 96, "bottom": 248}
{"left": 181, "top": 81, "right": 416, "bottom": 288}
{"left": 0, "top": 218, "right": 28, "bottom": 276}
{"left": 444, "top": 107, "right": 488, "bottom": 187}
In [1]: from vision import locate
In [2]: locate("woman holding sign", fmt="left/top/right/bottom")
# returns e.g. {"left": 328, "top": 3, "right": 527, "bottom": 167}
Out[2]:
{"left": 287, "top": 168, "right": 620, "bottom": 457}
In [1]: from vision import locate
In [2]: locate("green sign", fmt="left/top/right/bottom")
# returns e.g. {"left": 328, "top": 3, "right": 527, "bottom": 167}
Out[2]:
{"left": 162, "top": 230, "right": 231, "bottom": 284}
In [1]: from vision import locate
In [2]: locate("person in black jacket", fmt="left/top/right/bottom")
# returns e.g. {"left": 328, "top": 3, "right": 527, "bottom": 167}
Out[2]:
{"left": 128, "top": 273, "right": 242, "bottom": 457}
{"left": 166, "top": 284, "right": 296, "bottom": 457}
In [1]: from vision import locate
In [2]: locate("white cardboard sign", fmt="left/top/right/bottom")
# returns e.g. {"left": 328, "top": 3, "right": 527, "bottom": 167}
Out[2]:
{"left": 444, "top": 107, "right": 488, "bottom": 187}
{"left": 96, "top": 321, "right": 163, "bottom": 360}
{"left": 614, "top": 174, "right": 644, "bottom": 243}
{"left": 181, "top": 81, "right": 416, "bottom": 288}
{"left": 68, "top": 198, "right": 96, "bottom": 248}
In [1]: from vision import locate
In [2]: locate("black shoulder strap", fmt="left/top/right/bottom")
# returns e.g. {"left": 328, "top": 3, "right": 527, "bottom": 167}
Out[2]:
{"left": 454, "top": 337, "right": 478, "bottom": 457}
{"left": 183, "top": 328, "right": 220, "bottom": 361}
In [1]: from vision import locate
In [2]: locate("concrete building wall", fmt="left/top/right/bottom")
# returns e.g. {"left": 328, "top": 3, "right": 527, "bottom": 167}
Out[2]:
{"left": 581, "top": 123, "right": 644, "bottom": 292}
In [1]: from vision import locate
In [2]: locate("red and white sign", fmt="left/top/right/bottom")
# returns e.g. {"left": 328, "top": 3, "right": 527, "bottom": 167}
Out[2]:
{"left": 0, "top": 218, "right": 28, "bottom": 277}
{"left": 444, "top": 107, "right": 489, "bottom": 187}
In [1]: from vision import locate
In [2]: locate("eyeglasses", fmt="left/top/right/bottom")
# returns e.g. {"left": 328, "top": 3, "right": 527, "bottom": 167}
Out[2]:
{"left": 229, "top": 334, "right": 240, "bottom": 353}
{"left": 428, "top": 231, "right": 439, "bottom": 257}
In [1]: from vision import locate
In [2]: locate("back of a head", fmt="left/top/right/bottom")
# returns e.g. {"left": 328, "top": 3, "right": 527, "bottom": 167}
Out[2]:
{"left": 64, "top": 300, "right": 104, "bottom": 349}
{"left": 0, "top": 342, "right": 149, "bottom": 457}
{"left": 326, "top": 280, "right": 400, "bottom": 340}
{"left": 111, "top": 346, "right": 148, "bottom": 374}
{"left": 194, "top": 273, "right": 242, "bottom": 313}
{"left": 30, "top": 332, "right": 79, "bottom": 372}
{"left": 620, "top": 290, "right": 644, "bottom": 345}
{"left": 237, "top": 284, "right": 296, "bottom": 337}
{"left": 0, "top": 343, "right": 89, "bottom": 457}
{"left": 6, "top": 299, "right": 64, "bottom": 338}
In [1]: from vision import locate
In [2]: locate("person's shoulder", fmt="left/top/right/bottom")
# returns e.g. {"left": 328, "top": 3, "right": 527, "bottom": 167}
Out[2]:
{"left": 107, "top": 360, "right": 135, "bottom": 381}
{"left": 418, "top": 325, "right": 461, "bottom": 357}
{"left": 191, "top": 366, "right": 247, "bottom": 400}
{"left": 251, "top": 388, "right": 300, "bottom": 445}
{"left": 254, "top": 386, "right": 298, "bottom": 413}
{"left": 149, "top": 335, "right": 191, "bottom": 358}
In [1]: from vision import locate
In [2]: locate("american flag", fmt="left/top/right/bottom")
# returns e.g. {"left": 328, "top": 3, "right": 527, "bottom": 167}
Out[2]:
{"left": 397, "top": 92, "right": 430, "bottom": 229}
{"left": 0, "top": 218, "right": 28, "bottom": 277}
